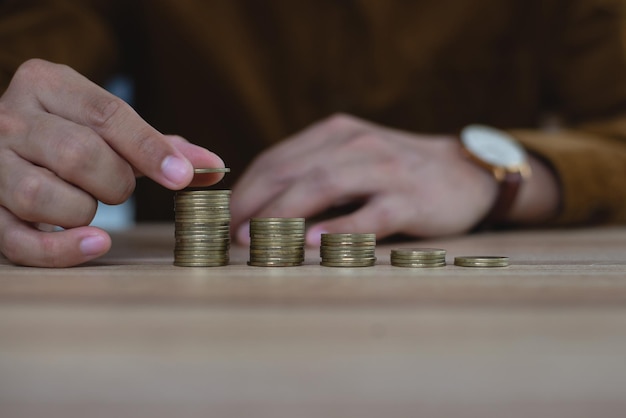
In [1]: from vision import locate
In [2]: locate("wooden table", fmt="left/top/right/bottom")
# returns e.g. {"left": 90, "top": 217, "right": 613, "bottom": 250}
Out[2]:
{"left": 1, "top": 224, "right": 626, "bottom": 418}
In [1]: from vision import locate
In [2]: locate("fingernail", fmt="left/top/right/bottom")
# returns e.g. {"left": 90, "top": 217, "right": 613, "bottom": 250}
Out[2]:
{"left": 161, "top": 155, "right": 191, "bottom": 185}
{"left": 237, "top": 222, "right": 250, "bottom": 245}
{"left": 306, "top": 226, "right": 328, "bottom": 247}
{"left": 80, "top": 235, "right": 108, "bottom": 256}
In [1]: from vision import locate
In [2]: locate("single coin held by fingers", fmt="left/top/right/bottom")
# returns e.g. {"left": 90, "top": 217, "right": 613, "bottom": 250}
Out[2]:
{"left": 194, "top": 168, "right": 230, "bottom": 174}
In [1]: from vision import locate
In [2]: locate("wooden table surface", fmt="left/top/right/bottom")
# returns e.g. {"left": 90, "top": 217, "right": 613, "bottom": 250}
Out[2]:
{"left": 1, "top": 224, "right": 626, "bottom": 418}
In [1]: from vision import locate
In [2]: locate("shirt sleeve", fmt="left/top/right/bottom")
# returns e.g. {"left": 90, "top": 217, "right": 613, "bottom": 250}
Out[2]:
{"left": 509, "top": 0, "right": 626, "bottom": 225}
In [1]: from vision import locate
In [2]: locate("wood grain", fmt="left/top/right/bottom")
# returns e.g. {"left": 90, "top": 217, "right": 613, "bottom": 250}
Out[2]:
{"left": 1, "top": 225, "right": 626, "bottom": 418}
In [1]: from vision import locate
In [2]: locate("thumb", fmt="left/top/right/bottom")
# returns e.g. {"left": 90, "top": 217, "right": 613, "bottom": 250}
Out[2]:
{"left": 164, "top": 135, "right": 226, "bottom": 187}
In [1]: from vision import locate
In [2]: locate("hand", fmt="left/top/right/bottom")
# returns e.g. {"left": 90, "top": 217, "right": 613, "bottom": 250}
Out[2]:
{"left": 230, "top": 113, "right": 502, "bottom": 245}
{"left": 0, "top": 59, "right": 224, "bottom": 267}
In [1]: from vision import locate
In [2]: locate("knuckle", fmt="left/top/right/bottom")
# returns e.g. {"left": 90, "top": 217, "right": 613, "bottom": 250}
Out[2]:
{"left": 11, "top": 174, "right": 47, "bottom": 220}
{"left": 8, "top": 173, "right": 97, "bottom": 228}
{"left": 84, "top": 95, "right": 126, "bottom": 129}
{"left": 343, "top": 132, "right": 383, "bottom": 150}
{"left": 321, "top": 112, "right": 359, "bottom": 133}
{"left": 61, "top": 197, "right": 98, "bottom": 228}
{"left": 307, "top": 165, "right": 337, "bottom": 195}
{"left": 120, "top": 174, "right": 137, "bottom": 199}
{"left": 12, "top": 59, "right": 64, "bottom": 92}
{"left": 54, "top": 131, "right": 100, "bottom": 175}
{"left": 341, "top": 133, "right": 400, "bottom": 171}
{"left": 13, "top": 59, "right": 48, "bottom": 84}
{"left": 132, "top": 126, "right": 165, "bottom": 162}
{"left": 269, "top": 162, "right": 298, "bottom": 184}
{"left": 1, "top": 227, "right": 62, "bottom": 268}
{"left": 249, "top": 146, "right": 278, "bottom": 171}
{"left": 38, "top": 235, "right": 65, "bottom": 267}
{"left": 0, "top": 103, "right": 28, "bottom": 138}
{"left": 0, "top": 226, "right": 24, "bottom": 264}
{"left": 103, "top": 172, "right": 135, "bottom": 204}
{"left": 51, "top": 127, "right": 136, "bottom": 204}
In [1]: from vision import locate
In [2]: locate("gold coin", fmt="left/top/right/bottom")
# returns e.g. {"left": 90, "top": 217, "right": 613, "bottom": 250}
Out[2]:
{"left": 175, "top": 236, "right": 230, "bottom": 241}
{"left": 247, "top": 261, "right": 303, "bottom": 267}
{"left": 454, "top": 256, "right": 509, "bottom": 267}
{"left": 321, "top": 255, "right": 376, "bottom": 261}
{"left": 250, "top": 237, "right": 304, "bottom": 242}
{"left": 175, "top": 250, "right": 230, "bottom": 255}
{"left": 390, "top": 256, "right": 446, "bottom": 263}
{"left": 391, "top": 261, "right": 446, "bottom": 268}
{"left": 250, "top": 217, "right": 304, "bottom": 223}
{"left": 193, "top": 168, "right": 231, "bottom": 174}
{"left": 250, "top": 259, "right": 305, "bottom": 264}
{"left": 250, "top": 250, "right": 304, "bottom": 255}
{"left": 321, "top": 233, "right": 376, "bottom": 240}
{"left": 176, "top": 236, "right": 230, "bottom": 242}
{"left": 250, "top": 231, "right": 305, "bottom": 235}
{"left": 321, "top": 240, "right": 376, "bottom": 246}
{"left": 391, "top": 248, "right": 446, "bottom": 257}
{"left": 174, "top": 261, "right": 229, "bottom": 267}
{"left": 175, "top": 245, "right": 230, "bottom": 251}
{"left": 322, "top": 254, "right": 376, "bottom": 260}
{"left": 175, "top": 222, "right": 231, "bottom": 227}
{"left": 320, "top": 260, "right": 376, "bottom": 267}
{"left": 249, "top": 228, "right": 305, "bottom": 233}
{"left": 321, "top": 247, "right": 376, "bottom": 253}
{"left": 173, "top": 185, "right": 233, "bottom": 267}
{"left": 175, "top": 203, "right": 230, "bottom": 207}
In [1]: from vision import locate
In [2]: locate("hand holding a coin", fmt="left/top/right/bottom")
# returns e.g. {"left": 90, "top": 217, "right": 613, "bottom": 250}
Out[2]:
{"left": 231, "top": 113, "right": 558, "bottom": 245}
{"left": 0, "top": 59, "right": 224, "bottom": 267}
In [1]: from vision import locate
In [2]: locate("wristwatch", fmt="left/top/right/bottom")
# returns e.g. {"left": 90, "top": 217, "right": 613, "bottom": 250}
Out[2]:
{"left": 459, "top": 124, "right": 532, "bottom": 229}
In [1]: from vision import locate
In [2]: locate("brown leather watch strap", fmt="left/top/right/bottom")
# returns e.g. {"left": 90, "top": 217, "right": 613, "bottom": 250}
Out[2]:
{"left": 474, "top": 171, "right": 523, "bottom": 230}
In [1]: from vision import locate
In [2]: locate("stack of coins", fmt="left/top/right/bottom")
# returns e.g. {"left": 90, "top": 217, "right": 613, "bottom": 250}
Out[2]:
{"left": 454, "top": 256, "right": 509, "bottom": 267}
{"left": 390, "top": 247, "right": 447, "bottom": 268}
{"left": 320, "top": 233, "right": 377, "bottom": 267}
{"left": 173, "top": 168, "right": 231, "bottom": 267}
{"left": 248, "top": 218, "right": 305, "bottom": 267}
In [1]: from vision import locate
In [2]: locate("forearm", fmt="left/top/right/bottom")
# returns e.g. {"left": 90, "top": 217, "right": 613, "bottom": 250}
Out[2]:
{"left": 511, "top": 126, "right": 626, "bottom": 226}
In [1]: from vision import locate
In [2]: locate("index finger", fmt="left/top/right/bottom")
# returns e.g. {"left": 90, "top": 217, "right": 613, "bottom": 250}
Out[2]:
{"left": 10, "top": 59, "right": 193, "bottom": 190}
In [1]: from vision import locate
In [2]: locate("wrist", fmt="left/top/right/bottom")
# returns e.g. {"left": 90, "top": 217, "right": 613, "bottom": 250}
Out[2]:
{"left": 507, "top": 154, "right": 560, "bottom": 224}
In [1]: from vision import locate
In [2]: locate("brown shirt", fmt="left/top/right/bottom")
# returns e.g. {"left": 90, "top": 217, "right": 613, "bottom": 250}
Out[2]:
{"left": 1, "top": 0, "right": 626, "bottom": 224}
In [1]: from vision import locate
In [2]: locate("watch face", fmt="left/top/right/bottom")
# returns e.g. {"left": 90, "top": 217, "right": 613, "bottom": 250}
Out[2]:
{"left": 461, "top": 124, "right": 526, "bottom": 168}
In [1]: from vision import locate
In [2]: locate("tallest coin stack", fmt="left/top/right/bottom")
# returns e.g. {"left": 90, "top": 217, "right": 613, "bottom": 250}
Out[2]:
{"left": 173, "top": 168, "right": 231, "bottom": 267}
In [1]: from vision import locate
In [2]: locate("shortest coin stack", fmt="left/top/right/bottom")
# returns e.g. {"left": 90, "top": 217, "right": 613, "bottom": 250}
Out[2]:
{"left": 320, "top": 233, "right": 377, "bottom": 267}
{"left": 248, "top": 218, "right": 305, "bottom": 267}
{"left": 454, "top": 256, "right": 509, "bottom": 267}
{"left": 390, "top": 248, "right": 446, "bottom": 268}
{"left": 174, "top": 189, "right": 231, "bottom": 267}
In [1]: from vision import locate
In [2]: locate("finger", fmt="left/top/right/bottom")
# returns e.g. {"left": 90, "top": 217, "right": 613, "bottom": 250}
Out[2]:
{"left": 231, "top": 115, "right": 366, "bottom": 221}
{"left": 0, "top": 150, "right": 97, "bottom": 228}
{"left": 8, "top": 59, "right": 193, "bottom": 190}
{"left": 231, "top": 146, "right": 344, "bottom": 228}
{"left": 256, "top": 163, "right": 382, "bottom": 216}
{"left": 165, "top": 135, "right": 227, "bottom": 187}
{"left": 232, "top": 161, "right": 385, "bottom": 244}
{"left": 243, "top": 114, "right": 367, "bottom": 173}
{"left": 0, "top": 206, "right": 110, "bottom": 267}
{"left": 231, "top": 137, "right": 389, "bottom": 230}
{"left": 10, "top": 111, "right": 135, "bottom": 204}
{"left": 305, "top": 197, "right": 404, "bottom": 246}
